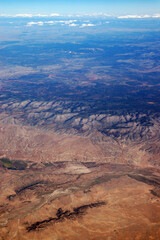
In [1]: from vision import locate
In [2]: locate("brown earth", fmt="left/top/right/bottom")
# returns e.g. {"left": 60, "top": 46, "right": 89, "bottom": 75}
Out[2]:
{"left": 0, "top": 116, "right": 159, "bottom": 240}
{"left": 0, "top": 160, "right": 160, "bottom": 240}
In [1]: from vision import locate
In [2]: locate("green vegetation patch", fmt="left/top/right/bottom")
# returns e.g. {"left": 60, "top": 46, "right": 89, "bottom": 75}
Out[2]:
{"left": 0, "top": 158, "right": 27, "bottom": 170}
{"left": 30, "top": 163, "right": 37, "bottom": 168}
{"left": 0, "top": 157, "right": 13, "bottom": 168}
{"left": 43, "top": 162, "right": 53, "bottom": 167}
{"left": 12, "top": 160, "right": 27, "bottom": 170}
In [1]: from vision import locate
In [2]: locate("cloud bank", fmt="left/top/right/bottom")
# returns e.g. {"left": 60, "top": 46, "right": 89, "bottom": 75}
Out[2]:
{"left": 0, "top": 13, "right": 60, "bottom": 18}
{"left": 26, "top": 20, "right": 96, "bottom": 28}
{"left": 118, "top": 14, "right": 160, "bottom": 19}
{"left": 0, "top": 12, "right": 160, "bottom": 19}
{"left": 80, "top": 23, "right": 95, "bottom": 28}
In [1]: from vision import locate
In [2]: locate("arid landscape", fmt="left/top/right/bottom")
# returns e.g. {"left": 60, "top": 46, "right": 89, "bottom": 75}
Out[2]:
{"left": 0, "top": 136, "right": 160, "bottom": 240}
{"left": 0, "top": 15, "right": 160, "bottom": 239}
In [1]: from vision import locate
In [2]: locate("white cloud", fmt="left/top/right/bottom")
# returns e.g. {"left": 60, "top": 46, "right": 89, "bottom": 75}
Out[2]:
{"left": 50, "top": 13, "right": 60, "bottom": 17}
{"left": 37, "top": 21, "right": 44, "bottom": 26}
{"left": 0, "top": 13, "right": 61, "bottom": 18}
{"left": 44, "top": 21, "right": 55, "bottom": 25}
{"left": 80, "top": 23, "right": 95, "bottom": 28}
{"left": 143, "top": 15, "right": 151, "bottom": 18}
{"left": 152, "top": 14, "right": 160, "bottom": 18}
{"left": 118, "top": 15, "right": 142, "bottom": 19}
{"left": 26, "top": 19, "right": 97, "bottom": 28}
{"left": 26, "top": 19, "right": 78, "bottom": 27}
{"left": 1, "top": 12, "right": 160, "bottom": 19}
{"left": 34, "top": 14, "right": 48, "bottom": 17}
{"left": 15, "top": 14, "right": 33, "bottom": 17}
{"left": 76, "top": 12, "right": 111, "bottom": 17}
{"left": 27, "top": 21, "right": 36, "bottom": 26}
{"left": 27, "top": 21, "right": 44, "bottom": 26}
{"left": 68, "top": 23, "right": 78, "bottom": 27}
{"left": 53, "top": 20, "right": 77, "bottom": 25}
{"left": 58, "top": 20, "right": 77, "bottom": 24}
{"left": 118, "top": 14, "right": 152, "bottom": 19}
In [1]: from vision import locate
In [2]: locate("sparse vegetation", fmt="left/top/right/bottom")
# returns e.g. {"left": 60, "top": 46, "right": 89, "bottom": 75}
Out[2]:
{"left": 43, "top": 162, "right": 53, "bottom": 167}
{"left": 27, "top": 201, "right": 106, "bottom": 232}
{"left": 0, "top": 158, "right": 27, "bottom": 170}
{"left": 0, "top": 158, "right": 13, "bottom": 168}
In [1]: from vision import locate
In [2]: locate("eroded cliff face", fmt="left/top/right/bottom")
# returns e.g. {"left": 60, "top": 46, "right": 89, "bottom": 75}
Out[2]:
{"left": 1, "top": 99, "right": 160, "bottom": 141}
{"left": 0, "top": 109, "right": 159, "bottom": 168}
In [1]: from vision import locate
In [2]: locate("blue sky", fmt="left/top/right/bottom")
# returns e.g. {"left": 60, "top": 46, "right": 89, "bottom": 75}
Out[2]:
{"left": 0, "top": 0, "right": 160, "bottom": 15}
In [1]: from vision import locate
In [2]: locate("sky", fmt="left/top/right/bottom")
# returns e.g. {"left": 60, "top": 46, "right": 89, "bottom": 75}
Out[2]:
{"left": 0, "top": 0, "right": 160, "bottom": 16}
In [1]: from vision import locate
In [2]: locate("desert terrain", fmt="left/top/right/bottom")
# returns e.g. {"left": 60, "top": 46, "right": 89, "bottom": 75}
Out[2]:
{"left": 0, "top": 115, "right": 160, "bottom": 240}
{"left": 0, "top": 16, "right": 160, "bottom": 239}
